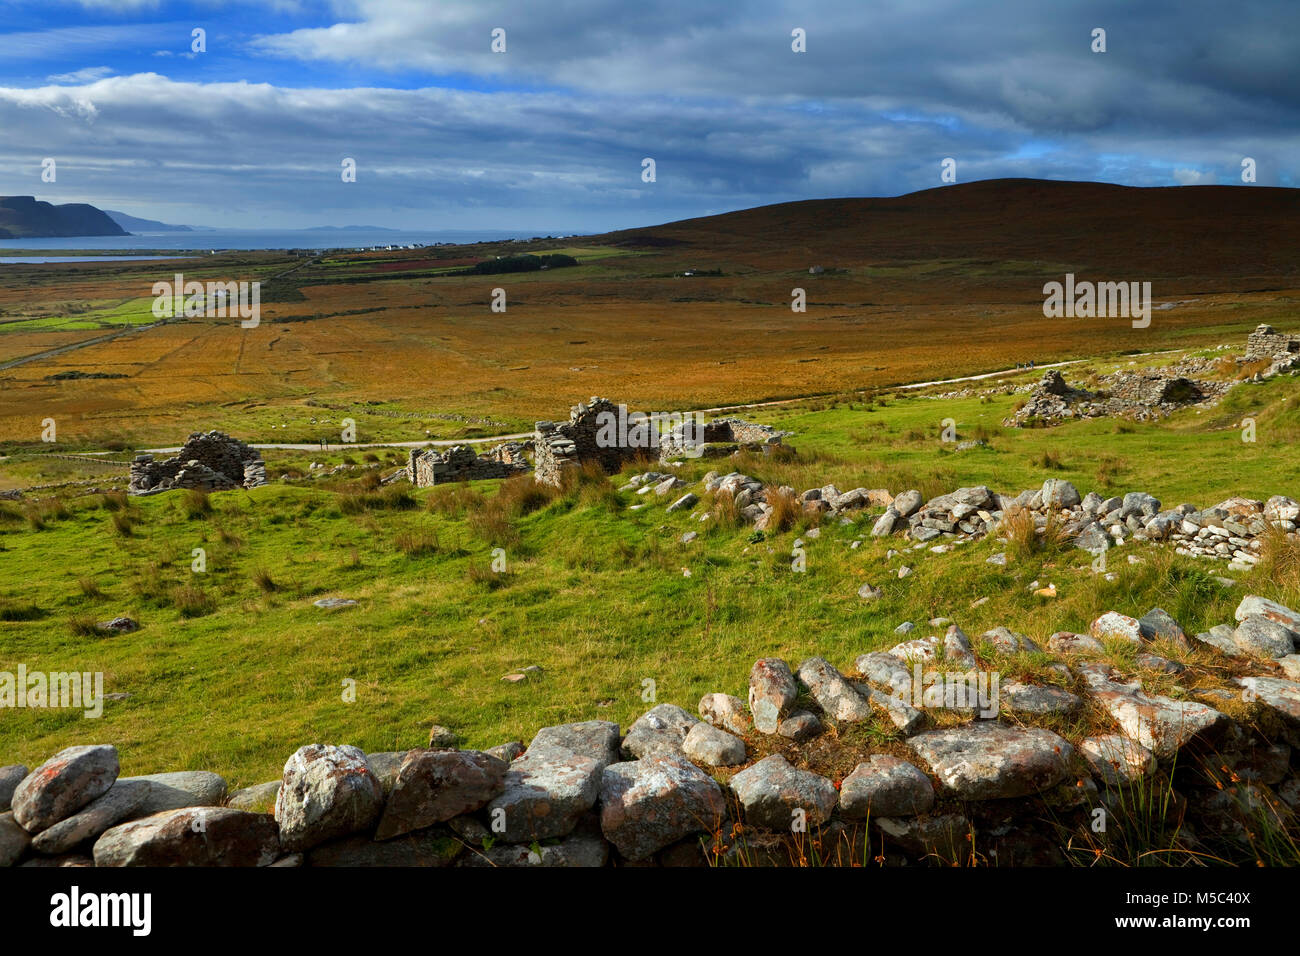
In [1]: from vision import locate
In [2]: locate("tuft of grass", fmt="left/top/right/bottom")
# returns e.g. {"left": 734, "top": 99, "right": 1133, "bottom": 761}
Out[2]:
{"left": 181, "top": 489, "right": 212, "bottom": 519}
{"left": 394, "top": 529, "right": 440, "bottom": 557}
{"left": 252, "top": 567, "right": 279, "bottom": 593}
{"left": 171, "top": 585, "right": 216, "bottom": 619}
{"left": 77, "top": 577, "right": 103, "bottom": 599}
{"left": 111, "top": 512, "right": 134, "bottom": 536}
{"left": 100, "top": 491, "right": 128, "bottom": 512}
{"left": 1255, "top": 523, "right": 1300, "bottom": 596}
{"left": 69, "top": 613, "right": 100, "bottom": 637}
{"left": 764, "top": 487, "right": 802, "bottom": 534}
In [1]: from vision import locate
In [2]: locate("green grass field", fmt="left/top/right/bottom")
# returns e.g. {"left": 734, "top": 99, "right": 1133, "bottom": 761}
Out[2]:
{"left": 3, "top": 357, "right": 1299, "bottom": 791}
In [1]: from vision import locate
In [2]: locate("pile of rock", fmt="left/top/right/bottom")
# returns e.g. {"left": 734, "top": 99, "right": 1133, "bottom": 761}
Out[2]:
{"left": 129, "top": 431, "right": 266, "bottom": 496}
{"left": 1245, "top": 324, "right": 1300, "bottom": 376}
{"left": 407, "top": 442, "right": 529, "bottom": 487}
{"left": 1008, "top": 368, "right": 1230, "bottom": 426}
{"left": 4, "top": 599, "right": 1296, "bottom": 867}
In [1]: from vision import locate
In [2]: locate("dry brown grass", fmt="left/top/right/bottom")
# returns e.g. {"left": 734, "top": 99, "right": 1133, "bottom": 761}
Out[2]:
{"left": 764, "top": 486, "right": 802, "bottom": 534}
{"left": 1256, "top": 523, "right": 1300, "bottom": 596}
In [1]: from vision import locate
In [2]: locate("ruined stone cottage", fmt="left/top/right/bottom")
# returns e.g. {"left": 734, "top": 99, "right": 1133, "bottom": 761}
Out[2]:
{"left": 129, "top": 431, "right": 267, "bottom": 495}
{"left": 534, "top": 397, "right": 789, "bottom": 486}
{"left": 1245, "top": 324, "right": 1300, "bottom": 373}
{"left": 407, "top": 442, "right": 530, "bottom": 486}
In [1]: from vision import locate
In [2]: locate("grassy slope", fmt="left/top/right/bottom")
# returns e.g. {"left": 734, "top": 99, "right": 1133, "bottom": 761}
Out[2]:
{"left": 3, "top": 362, "right": 1299, "bottom": 789}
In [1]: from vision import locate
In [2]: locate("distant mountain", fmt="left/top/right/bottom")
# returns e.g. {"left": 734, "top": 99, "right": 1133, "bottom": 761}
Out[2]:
{"left": 0, "top": 196, "right": 127, "bottom": 239}
{"left": 304, "top": 225, "right": 400, "bottom": 232}
{"left": 104, "top": 210, "right": 194, "bottom": 233}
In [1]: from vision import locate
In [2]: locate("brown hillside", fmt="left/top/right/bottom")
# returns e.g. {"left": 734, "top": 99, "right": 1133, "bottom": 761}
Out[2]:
{"left": 601, "top": 179, "right": 1300, "bottom": 276}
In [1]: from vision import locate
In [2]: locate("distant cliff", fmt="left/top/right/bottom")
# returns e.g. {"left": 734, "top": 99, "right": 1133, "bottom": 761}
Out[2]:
{"left": 104, "top": 209, "right": 194, "bottom": 233}
{"left": 0, "top": 196, "right": 129, "bottom": 238}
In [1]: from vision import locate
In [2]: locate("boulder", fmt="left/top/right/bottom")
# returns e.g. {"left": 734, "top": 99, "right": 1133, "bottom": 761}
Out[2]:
{"left": 1080, "top": 735, "right": 1157, "bottom": 786}
{"left": 94, "top": 807, "right": 279, "bottom": 867}
{"left": 459, "top": 832, "right": 608, "bottom": 868}
{"left": 729, "top": 755, "right": 837, "bottom": 830}
{"left": 529, "top": 720, "right": 621, "bottom": 770}
{"left": 374, "top": 750, "right": 508, "bottom": 840}
{"left": 484, "top": 745, "right": 602, "bottom": 843}
{"left": 1235, "top": 595, "right": 1300, "bottom": 633}
{"left": 599, "top": 756, "right": 726, "bottom": 861}
{"left": 0, "top": 765, "right": 27, "bottom": 813}
{"left": 119, "top": 770, "right": 227, "bottom": 818}
{"left": 275, "top": 744, "right": 384, "bottom": 852}
{"left": 682, "top": 723, "right": 746, "bottom": 767}
{"left": 11, "top": 745, "right": 119, "bottom": 834}
{"left": 1090, "top": 611, "right": 1143, "bottom": 645}
{"left": 621, "top": 704, "right": 699, "bottom": 759}
{"left": 839, "top": 756, "right": 935, "bottom": 819}
{"left": 892, "top": 490, "right": 923, "bottom": 518}
{"left": 777, "top": 711, "right": 822, "bottom": 742}
{"left": 748, "top": 658, "right": 799, "bottom": 734}
{"left": 907, "top": 722, "right": 1074, "bottom": 799}
{"left": 0, "top": 812, "right": 30, "bottom": 867}
{"left": 797, "top": 656, "right": 875, "bottom": 722}
{"left": 226, "top": 781, "right": 281, "bottom": 813}
{"left": 31, "top": 779, "right": 151, "bottom": 855}
{"left": 1233, "top": 616, "right": 1296, "bottom": 659}
{"left": 698, "top": 693, "right": 751, "bottom": 736}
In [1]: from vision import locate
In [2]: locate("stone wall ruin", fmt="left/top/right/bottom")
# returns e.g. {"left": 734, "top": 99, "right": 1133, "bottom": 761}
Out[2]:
{"left": 129, "top": 431, "right": 267, "bottom": 495}
{"left": 408, "top": 442, "right": 530, "bottom": 487}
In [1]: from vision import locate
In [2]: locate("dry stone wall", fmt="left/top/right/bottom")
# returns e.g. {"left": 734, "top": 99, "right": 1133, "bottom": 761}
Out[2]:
{"left": 408, "top": 442, "right": 529, "bottom": 487}
{"left": 3, "top": 593, "right": 1297, "bottom": 867}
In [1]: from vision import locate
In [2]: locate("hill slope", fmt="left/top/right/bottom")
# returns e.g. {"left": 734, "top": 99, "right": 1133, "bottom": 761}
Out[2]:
{"left": 602, "top": 179, "right": 1300, "bottom": 276}
{"left": 0, "top": 196, "right": 128, "bottom": 239}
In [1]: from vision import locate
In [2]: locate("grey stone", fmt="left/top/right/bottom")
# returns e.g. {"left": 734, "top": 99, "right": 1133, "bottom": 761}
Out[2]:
{"left": 682, "top": 723, "right": 746, "bottom": 766}
{"left": 32, "top": 779, "right": 151, "bottom": 855}
{"left": 892, "top": 490, "right": 923, "bottom": 518}
{"left": 1080, "top": 735, "right": 1157, "bottom": 786}
{"left": 797, "top": 656, "right": 874, "bottom": 722}
{"left": 729, "top": 755, "right": 837, "bottom": 829}
{"left": 120, "top": 770, "right": 228, "bottom": 818}
{"left": 748, "top": 658, "right": 799, "bottom": 734}
{"left": 375, "top": 749, "right": 508, "bottom": 840}
{"left": 839, "top": 755, "right": 935, "bottom": 819}
{"left": 529, "top": 720, "right": 621, "bottom": 770}
{"left": 622, "top": 704, "right": 699, "bottom": 758}
{"left": 1001, "top": 682, "right": 1082, "bottom": 716}
{"left": 275, "top": 744, "right": 384, "bottom": 852}
{"left": 0, "top": 765, "right": 27, "bottom": 813}
{"left": 94, "top": 807, "right": 279, "bottom": 867}
{"left": 777, "top": 711, "right": 822, "bottom": 742}
{"left": 1090, "top": 611, "right": 1143, "bottom": 645}
{"left": 1233, "top": 616, "right": 1296, "bottom": 659}
{"left": 908, "top": 722, "right": 1074, "bottom": 799}
{"left": 599, "top": 756, "right": 726, "bottom": 861}
{"left": 1, "top": 812, "right": 30, "bottom": 867}
{"left": 428, "top": 725, "right": 460, "bottom": 749}
{"left": 459, "top": 832, "right": 608, "bottom": 867}
{"left": 11, "top": 745, "right": 119, "bottom": 834}
{"left": 484, "top": 744, "right": 602, "bottom": 843}
{"left": 226, "top": 780, "right": 281, "bottom": 812}
{"left": 699, "top": 693, "right": 751, "bottom": 736}
{"left": 1236, "top": 595, "right": 1300, "bottom": 633}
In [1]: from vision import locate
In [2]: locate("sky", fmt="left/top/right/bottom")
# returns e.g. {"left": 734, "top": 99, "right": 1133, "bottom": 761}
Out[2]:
{"left": 0, "top": 0, "right": 1296, "bottom": 232}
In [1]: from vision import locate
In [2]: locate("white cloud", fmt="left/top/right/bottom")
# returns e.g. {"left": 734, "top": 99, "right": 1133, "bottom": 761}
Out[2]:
{"left": 46, "top": 66, "right": 116, "bottom": 84}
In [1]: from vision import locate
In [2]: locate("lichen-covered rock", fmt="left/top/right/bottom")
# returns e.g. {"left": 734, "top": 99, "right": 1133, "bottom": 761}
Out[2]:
{"left": 729, "top": 754, "right": 837, "bottom": 829}
{"left": 1001, "top": 682, "right": 1082, "bottom": 716}
{"left": 31, "top": 780, "right": 151, "bottom": 855}
{"left": 274, "top": 744, "right": 383, "bottom": 852}
{"left": 908, "top": 722, "right": 1074, "bottom": 799}
{"left": 374, "top": 750, "right": 508, "bottom": 840}
{"left": 11, "top": 745, "right": 119, "bottom": 834}
{"left": 1080, "top": 735, "right": 1157, "bottom": 786}
{"left": 1090, "top": 612, "right": 1143, "bottom": 645}
{"left": 1086, "top": 681, "right": 1228, "bottom": 759}
{"left": 599, "top": 756, "right": 726, "bottom": 861}
{"left": 748, "top": 658, "right": 799, "bottom": 733}
{"left": 528, "top": 720, "right": 620, "bottom": 770}
{"left": 1235, "top": 595, "right": 1300, "bottom": 633}
{"left": 621, "top": 704, "right": 698, "bottom": 758}
{"left": 93, "top": 807, "right": 279, "bottom": 866}
{"left": 1236, "top": 676, "right": 1300, "bottom": 744}
{"left": 839, "top": 756, "right": 935, "bottom": 819}
{"left": 797, "top": 656, "right": 874, "bottom": 722}
{"left": 119, "top": 770, "right": 227, "bottom": 819}
{"left": 1233, "top": 616, "right": 1296, "bottom": 659}
{"left": 226, "top": 781, "right": 281, "bottom": 813}
{"left": 1047, "top": 631, "right": 1105, "bottom": 656}
{"left": 874, "top": 813, "right": 970, "bottom": 863}
{"left": 777, "top": 711, "right": 822, "bottom": 742}
{"left": 698, "top": 693, "right": 751, "bottom": 736}
{"left": 484, "top": 744, "right": 602, "bottom": 843}
{"left": 980, "top": 627, "right": 1041, "bottom": 654}
{"left": 681, "top": 723, "right": 746, "bottom": 767}
{"left": 1138, "top": 608, "right": 1192, "bottom": 651}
